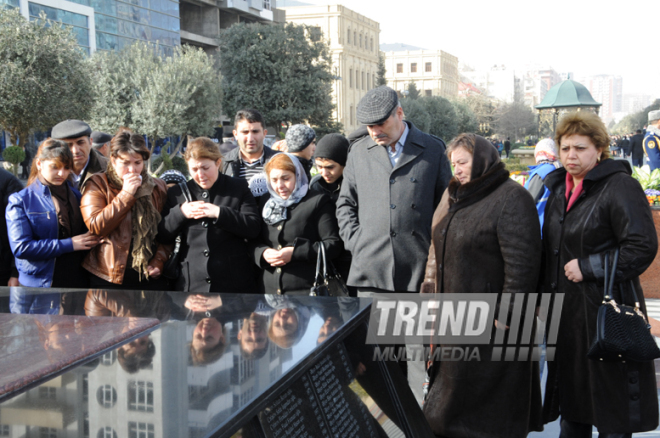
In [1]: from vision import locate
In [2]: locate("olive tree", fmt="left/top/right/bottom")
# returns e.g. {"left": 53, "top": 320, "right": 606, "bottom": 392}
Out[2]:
{"left": 0, "top": 8, "right": 94, "bottom": 147}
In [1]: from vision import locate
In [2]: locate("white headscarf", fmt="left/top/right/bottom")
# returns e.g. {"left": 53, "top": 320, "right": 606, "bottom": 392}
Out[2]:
{"left": 262, "top": 153, "right": 309, "bottom": 225}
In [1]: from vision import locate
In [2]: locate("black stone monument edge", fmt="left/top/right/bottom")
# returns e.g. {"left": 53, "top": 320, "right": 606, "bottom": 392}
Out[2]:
{"left": 211, "top": 299, "right": 374, "bottom": 438}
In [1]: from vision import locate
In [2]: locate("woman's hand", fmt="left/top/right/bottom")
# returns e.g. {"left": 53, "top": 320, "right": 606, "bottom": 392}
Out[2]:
{"left": 181, "top": 201, "right": 220, "bottom": 219}
{"left": 263, "top": 247, "right": 293, "bottom": 267}
{"left": 564, "top": 259, "right": 583, "bottom": 283}
{"left": 184, "top": 294, "right": 223, "bottom": 312}
{"left": 146, "top": 265, "right": 161, "bottom": 279}
{"left": 122, "top": 174, "right": 142, "bottom": 196}
{"left": 71, "top": 232, "right": 101, "bottom": 251}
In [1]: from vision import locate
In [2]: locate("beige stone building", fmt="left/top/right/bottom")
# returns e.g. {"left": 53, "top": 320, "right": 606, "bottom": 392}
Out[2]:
{"left": 382, "top": 43, "right": 459, "bottom": 99}
{"left": 281, "top": 4, "right": 380, "bottom": 134}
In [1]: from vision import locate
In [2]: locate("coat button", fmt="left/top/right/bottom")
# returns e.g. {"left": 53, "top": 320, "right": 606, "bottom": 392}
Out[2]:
{"left": 550, "top": 282, "right": 557, "bottom": 290}
{"left": 553, "top": 249, "right": 559, "bottom": 256}
{"left": 206, "top": 277, "right": 211, "bottom": 284}
{"left": 559, "top": 217, "right": 564, "bottom": 224}
{"left": 277, "top": 245, "right": 282, "bottom": 250}
{"left": 390, "top": 179, "right": 395, "bottom": 184}
{"left": 411, "top": 204, "right": 416, "bottom": 209}
{"left": 441, "top": 229, "right": 446, "bottom": 235}
{"left": 203, "top": 222, "right": 208, "bottom": 228}
{"left": 629, "top": 377, "right": 638, "bottom": 384}
{"left": 277, "top": 289, "right": 282, "bottom": 295}
{"left": 276, "top": 268, "right": 282, "bottom": 273}
{"left": 277, "top": 225, "right": 283, "bottom": 231}
{"left": 390, "top": 204, "right": 396, "bottom": 209}
{"left": 203, "top": 249, "right": 209, "bottom": 257}
{"left": 202, "top": 191, "right": 209, "bottom": 199}
{"left": 438, "top": 264, "right": 442, "bottom": 270}
{"left": 390, "top": 231, "right": 396, "bottom": 237}
{"left": 410, "top": 177, "right": 417, "bottom": 182}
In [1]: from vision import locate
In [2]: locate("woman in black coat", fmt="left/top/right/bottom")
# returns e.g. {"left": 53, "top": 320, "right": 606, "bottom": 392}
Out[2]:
{"left": 542, "top": 111, "right": 658, "bottom": 436}
{"left": 252, "top": 153, "right": 342, "bottom": 294}
{"left": 158, "top": 137, "right": 261, "bottom": 293}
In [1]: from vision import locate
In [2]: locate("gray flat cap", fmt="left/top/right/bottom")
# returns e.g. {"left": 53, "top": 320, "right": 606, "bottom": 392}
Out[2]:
{"left": 285, "top": 124, "right": 316, "bottom": 152}
{"left": 649, "top": 110, "right": 660, "bottom": 122}
{"left": 356, "top": 86, "right": 399, "bottom": 125}
{"left": 91, "top": 131, "right": 112, "bottom": 146}
{"left": 51, "top": 120, "right": 92, "bottom": 139}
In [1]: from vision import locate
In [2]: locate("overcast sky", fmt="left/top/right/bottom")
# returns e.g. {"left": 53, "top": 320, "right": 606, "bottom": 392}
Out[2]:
{"left": 280, "top": 0, "right": 660, "bottom": 100}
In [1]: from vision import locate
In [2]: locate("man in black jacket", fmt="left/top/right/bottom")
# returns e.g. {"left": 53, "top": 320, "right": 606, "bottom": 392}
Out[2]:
{"left": 630, "top": 129, "right": 645, "bottom": 167}
{"left": 0, "top": 168, "right": 23, "bottom": 312}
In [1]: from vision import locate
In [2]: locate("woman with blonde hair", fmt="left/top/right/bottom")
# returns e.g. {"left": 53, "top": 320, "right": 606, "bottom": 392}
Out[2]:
{"left": 158, "top": 136, "right": 261, "bottom": 292}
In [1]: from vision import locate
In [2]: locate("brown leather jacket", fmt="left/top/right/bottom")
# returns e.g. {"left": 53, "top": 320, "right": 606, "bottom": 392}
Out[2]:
{"left": 80, "top": 173, "right": 170, "bottom": 284}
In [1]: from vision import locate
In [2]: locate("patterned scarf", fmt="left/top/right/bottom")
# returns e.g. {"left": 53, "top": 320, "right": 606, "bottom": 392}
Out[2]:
{"left": 106, "top": 162, "right": 161, "bottom": 279}
{"left": 262, "top": 153, "right": 309, "bottom": 225}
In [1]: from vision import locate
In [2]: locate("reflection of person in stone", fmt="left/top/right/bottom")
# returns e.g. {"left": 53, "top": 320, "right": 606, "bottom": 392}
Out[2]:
{"left": 190, "top": 318, "right": 227, "bottom": 365}
{"left": 118, "top": 335, "right": 155, "bottom": 374}
{"left": 316, "top": 315, "right": 341, "bottom": 345}
{"left": 238, "top": 312, "right": 268, "bottom": 360}
{"left": 268, "top": 308, "right": 299, "bottom": 349}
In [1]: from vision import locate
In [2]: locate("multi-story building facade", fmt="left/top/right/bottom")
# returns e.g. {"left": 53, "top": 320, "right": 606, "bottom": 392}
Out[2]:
{"left": 460, "top": 64, "right": 520, "bottom": 103}
{"left": 180, "top": 0, "right": 285, "bottom": 55}
{"left": 622, "top": 93, "right": 654, "bottom": 114}
{"left": 579, "top": 74, "right": 623, "bottom": 123}
{"left": 521, "top": 66, "right": 560, "bottom": 109}
{"left": 382, "top": 43, "right": 459, "bottom": 100}
{"left": 4, "top": 0, "right": 182, "bottom": 56}
{"left": 281, "top": 4, "right": 380, "bottom": 134}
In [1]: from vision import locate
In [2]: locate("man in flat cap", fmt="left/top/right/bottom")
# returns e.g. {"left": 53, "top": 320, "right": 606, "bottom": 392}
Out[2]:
{"left": 336, "top": 86, "right": 452, "bottom": 295}
{"left": 91, "top": 131, "right": 112, "bottom": 158}
{"left": 51, "top": 120, "right": 108, "bottom": 191}
{"left": 644, "top": 110, "right": 660, "bottom": 172}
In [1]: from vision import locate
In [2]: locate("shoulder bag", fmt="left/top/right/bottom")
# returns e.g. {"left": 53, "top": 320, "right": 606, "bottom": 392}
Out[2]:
{"left": 587, "top": 248, "right": 660, "bottom": 362}
{"left": 163, "top": 182, "right": 193, "bottom": 281}
{"left": 309, "top": 242, "right": 349, "bottom": 297}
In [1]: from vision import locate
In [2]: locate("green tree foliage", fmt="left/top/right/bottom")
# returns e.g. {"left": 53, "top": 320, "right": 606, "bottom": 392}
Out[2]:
{"left": 0, "top": 9, "right": 94, "bottom": 147}
{"left": 2, "top": 146, "right": 25, "bottom": 176}
{"left": 494, "top": 101, "right": 536, "bottom": 141}
{"left": 401, "top": 96, "right": 459, "bottom": 142}
{"left": 450, "top": 99, "right": 479, "bottom": 134}
{"left": 463, "top": 94, "right": 497, "bottom": 137}
{"left": 404, "top": 82, "right": 420, "bottom": 100}
{"left": 218, "top": 23, "right": 335, "bottom": 136}
{"left": 376, "top": 51, "right": 387, "bottom": 87}
{"left": 612, "top": 99, "right": 660, "bottom": 135}
{"left": 89, "top": 42, "right": 222, "bottom": 173}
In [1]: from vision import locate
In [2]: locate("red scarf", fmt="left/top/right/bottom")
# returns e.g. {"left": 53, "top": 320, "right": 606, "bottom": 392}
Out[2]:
{"left": 565, "top": 163, "right": 598, "bottom": 211}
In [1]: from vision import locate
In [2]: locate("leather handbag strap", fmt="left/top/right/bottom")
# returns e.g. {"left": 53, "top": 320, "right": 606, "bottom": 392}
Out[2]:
{"left": 179, "top": 182, "right": 193, "bottom": 203}
{"left": 603, "top": 248, "right": 619, "bottom": 301}
{"left": 313, "top": 242, "right": 327, "bottom": 287}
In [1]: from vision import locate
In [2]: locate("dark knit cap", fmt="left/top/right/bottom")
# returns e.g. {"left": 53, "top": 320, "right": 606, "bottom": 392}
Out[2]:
{"left": 314, "top": 133, "right": 349, "bottom": 166}
{"left": 356, "top": 86, "right": 399, "bottom": 125}
{"left": 51, "top": 120, "right": 92, "bottom": 139}
{"left": 285, "top": 124, "right": 316, "bottom": 152}
{"left": 91, "top": 131, "right": 112, "bottom": 146}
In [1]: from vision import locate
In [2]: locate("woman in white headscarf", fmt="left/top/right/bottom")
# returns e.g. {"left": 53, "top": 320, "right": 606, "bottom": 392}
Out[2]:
{"left": 252, "top": 153, "right": 342, "bottom": 295}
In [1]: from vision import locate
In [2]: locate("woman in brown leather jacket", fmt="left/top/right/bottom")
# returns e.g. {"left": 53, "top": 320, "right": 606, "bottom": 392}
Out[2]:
{"left": 80, "top": 130, "right": 170, "bottom": 290}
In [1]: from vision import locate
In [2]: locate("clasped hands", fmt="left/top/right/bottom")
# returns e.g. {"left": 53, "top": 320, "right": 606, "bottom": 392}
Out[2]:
{"left": 263, "top": 247, "right": 293, "bottom": 267}
{"left": 181, "top": 201, "right": 220, "bottom": 220}
{"left": 564, "top": 259, "right": 583, "bottom": 283}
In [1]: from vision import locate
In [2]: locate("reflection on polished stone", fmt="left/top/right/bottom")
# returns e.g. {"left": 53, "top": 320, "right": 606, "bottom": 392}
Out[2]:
{"left": 0, "top": 313, "right": 159, "bottom": 401}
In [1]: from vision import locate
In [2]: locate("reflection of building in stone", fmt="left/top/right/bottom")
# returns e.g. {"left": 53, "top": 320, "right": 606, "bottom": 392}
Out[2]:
{"left": 0, "top": 363, "right": 93, "bottom": 438}
{"left": 382, "top": 43, "right": 459, "bottom": 100}
{"left": 578, "top": 74, "right": 623, "bottom": 123}
{"left": 87, "top": 322, "right": 188, "bottom": 438}
{"left": 180, "top": 0, "right": 286, "bottom": 55}
{"left": 282, "top": 4, "right": 380, "bottom": 134}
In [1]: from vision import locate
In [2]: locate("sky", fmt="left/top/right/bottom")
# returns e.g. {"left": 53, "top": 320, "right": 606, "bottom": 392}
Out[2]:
{"left": 279, "top": 0, "right": 660, "bottom": 100}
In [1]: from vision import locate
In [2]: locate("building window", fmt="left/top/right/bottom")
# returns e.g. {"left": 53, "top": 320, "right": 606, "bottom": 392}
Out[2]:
{"left": 397, "top": 63, "right": 403, "bottom": 74}
{"left": 263, "top": 0, "right": 271, "bottom": 10}
{"left": 128, "top": 381, "right": 154, "bottom": 412}
{"left": 96, "top": 385, "right": 117, "bottom": 408}
{"left": 411, "top": 63, "right": 417, "bottom": 73}
{"left": 347, "top": 29, "right": 351, "bottom": 44}
{"left": 367, "top": 73, "right": 370, "bottom": 90}
{"left": 0, "top": 425, "right": 9, "bottom": 436}
{"left": 39, "top": 386, "right": 57, "bottom": 400}
{"left": 101, "top": 351, "right": 116, "bottom": 366}
{"left": 128, "top": 422, "right": 154, "bottom": 438}
{"left": 350, "top": 105, "right": 354, "bottom": 126}
{"left": 359, "top": 34, "right": 362, "bottom": 48}
{"left": 353, "top": 31, "right": 356, "bottom": 45}
{"left": 370, "top": 37, "right": 373, "bottom": 51}
{"left": 39, "top": 428, "right": 57, "bottom": 438}
{"left": 97, "top": 428, "right": 117, "bottom": 438}
{"left": 425, "top": 90, "right": 432, "bottom": 96}
{"left": 362, "top": 72, "right": 366, "bottom": 90}
{"left": 356, "top": 70, "right": 360, "bottom": 89}
{"left": 425, "top": 62, "right": 432, "bottom": 72}
{"left": 349, "top": 69, "right": 353, "bottom": 88}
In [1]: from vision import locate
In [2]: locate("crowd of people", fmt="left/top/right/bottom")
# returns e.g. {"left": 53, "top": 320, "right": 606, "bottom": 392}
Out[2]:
{"left": 1, "top": 86, "right": 659, "bottom": 437}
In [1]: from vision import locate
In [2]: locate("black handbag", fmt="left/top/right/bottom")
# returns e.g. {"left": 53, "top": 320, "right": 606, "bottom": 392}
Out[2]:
{"left": 163, "top": 182, "right": 192, "bottom": 281}
{"left": 309, "top": 242, "right": 349, "bottom": 297}
{"left": 587, "top": 248, "right": 660, "bottom": 362}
